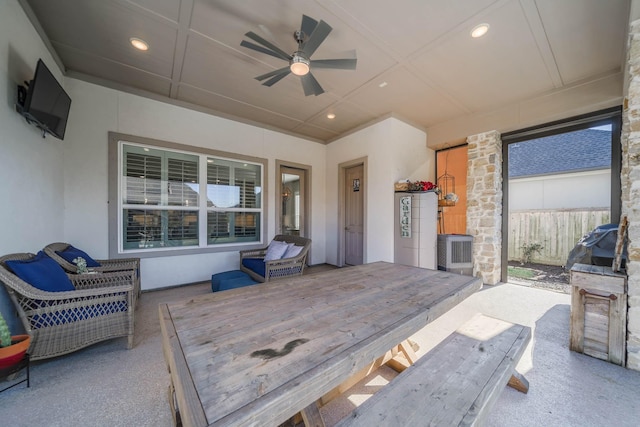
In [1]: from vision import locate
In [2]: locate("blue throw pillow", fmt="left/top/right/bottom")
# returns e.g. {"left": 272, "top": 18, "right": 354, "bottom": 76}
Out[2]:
{"left": 6, "top": 251, "right": 75, "bottom": 292}
{"left": 56, "top": 245, "right": 101, "bottom": 268}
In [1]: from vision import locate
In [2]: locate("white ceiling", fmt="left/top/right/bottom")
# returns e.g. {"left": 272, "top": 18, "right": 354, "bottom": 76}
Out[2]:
{"left": 21, "top": 0, "right": 630, "bottom": 144}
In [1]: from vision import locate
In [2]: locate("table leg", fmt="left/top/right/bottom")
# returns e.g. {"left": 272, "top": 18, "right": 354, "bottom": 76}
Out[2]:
{"left": 319, "top": 350, "right": 394, "bottom": 405}
{"left": 300, "top": 400, "right": 325, "bottom": 427}
{"left": 386, "top": 339, "right": 419, "bottom": 372}
{"left": 399, "top": 340, "right": 418, "bottom": 364}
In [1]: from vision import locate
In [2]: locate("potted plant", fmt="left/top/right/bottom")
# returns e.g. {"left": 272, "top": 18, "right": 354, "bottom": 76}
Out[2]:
{"left": 0, "top": 311, "right": 30, "bottom": 369}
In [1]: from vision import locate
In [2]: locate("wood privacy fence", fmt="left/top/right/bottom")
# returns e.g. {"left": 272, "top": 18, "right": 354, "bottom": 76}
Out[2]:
{"left": 508, "top": 209, "right": 611, "bottom": 266}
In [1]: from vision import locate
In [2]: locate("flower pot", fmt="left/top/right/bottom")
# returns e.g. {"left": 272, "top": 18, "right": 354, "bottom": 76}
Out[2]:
{"left": 0, "top": 335, "right": 30, "bottom": 368}
{"left": 438, "top": 199, "right": 456, "bottom": 207}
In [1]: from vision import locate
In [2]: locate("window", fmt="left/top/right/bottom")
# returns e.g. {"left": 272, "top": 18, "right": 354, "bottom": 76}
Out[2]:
{"left": 205, "top": 158, "right": 261, "bottom": 244}
{"left": 110, "top": 133, "right": 265, "bottom": 256}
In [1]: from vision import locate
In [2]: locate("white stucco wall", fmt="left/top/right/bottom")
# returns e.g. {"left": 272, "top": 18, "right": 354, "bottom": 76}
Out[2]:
{"left": 62, "top": 79, "right": 328, "bottom": 290}
{"left": 0, "top": 0, "right": 68, "bottom": 331}
{"left": 325, "top": 118, "right": 433, "bottom": 265}
{"left": 0, "top": 0, "right": 66, "bottom": 253}
{"left": 509, "top": 169, "right": 611, "bottom": 210}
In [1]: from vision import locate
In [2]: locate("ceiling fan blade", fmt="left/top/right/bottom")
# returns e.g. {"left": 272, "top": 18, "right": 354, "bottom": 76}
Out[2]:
{"left": 255, "top": 66, "right": 290, "bottom": 82}
{"left": 301, "top": 72, "right": 324, "bottom": 96}
{"left": 263, "top": 72, "right": 290, "bottom": 87}
{"left": 300, "top": 15, "right": 318, "bottom": 39}
{"left": 257, "top": 24, "right": 278, "bottom": 43}
{"left": 241, "top": 40, "right": 290, "bottom": 61}
{"left": 310, "top": 58, "right": 357, "bottom": 70}
{"left": 301, "top": 20, "right": 332, "bottom": 58}
{"left": 243, "top": 31, "right": 292, "bottom": 61}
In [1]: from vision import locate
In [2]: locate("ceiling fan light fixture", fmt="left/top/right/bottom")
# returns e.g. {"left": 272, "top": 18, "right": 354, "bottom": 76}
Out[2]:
{"left": 290, "top": 54, "right": 310, "bottom": 76}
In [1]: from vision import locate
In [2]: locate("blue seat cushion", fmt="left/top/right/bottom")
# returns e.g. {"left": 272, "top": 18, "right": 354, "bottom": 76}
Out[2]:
{"left": 241, "top": 258, "right": 265, "bottom": 278}
{"left": 218, "top": 276, "right": 259, "bottom": 292}
{"left": 56, "top": 245, "right": 101, "bottom": 267}
{"left": 211, "top": 270, "right": 249, "bottom": 292}
{"left": 6, "top": 251, "right": 75, "bottom": 292}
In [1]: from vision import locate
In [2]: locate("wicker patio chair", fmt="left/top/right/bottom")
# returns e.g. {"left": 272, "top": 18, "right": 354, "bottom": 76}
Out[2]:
{"left": 0, "top": 253, "right": 135, "bottom": 361}
{"left": 240, "top": 235, "right": 311, "bottom": 282}
{"left": 44, "top": 242, "right": 140, "bottom": 303}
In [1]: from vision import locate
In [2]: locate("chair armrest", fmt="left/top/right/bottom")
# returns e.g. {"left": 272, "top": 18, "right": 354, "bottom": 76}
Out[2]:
{"left": 70, "top": 270, "right": 136, "bottom": 291}
{"left": 239, "top": 248, "right": 267, "bottom": 259}
{"left": 94, "top": 258, "right": 140, "bottom": 271}
{"left": 93, "top": 258, "right": 140, "bottom": 301}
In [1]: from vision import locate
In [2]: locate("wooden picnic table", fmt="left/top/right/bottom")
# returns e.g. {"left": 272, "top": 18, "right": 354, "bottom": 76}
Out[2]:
{"left": 159, "top": 261, "right": 483, "bottom": 426}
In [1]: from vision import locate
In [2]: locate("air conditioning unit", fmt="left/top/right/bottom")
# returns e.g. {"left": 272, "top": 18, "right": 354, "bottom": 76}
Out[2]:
{"left": 437, "top": 234, "right": 473, "bottom": 276}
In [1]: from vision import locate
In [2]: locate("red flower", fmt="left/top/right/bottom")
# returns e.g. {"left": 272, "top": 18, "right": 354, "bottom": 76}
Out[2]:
{"left": 411, "top": 180, "right": 436, "bottom": 191}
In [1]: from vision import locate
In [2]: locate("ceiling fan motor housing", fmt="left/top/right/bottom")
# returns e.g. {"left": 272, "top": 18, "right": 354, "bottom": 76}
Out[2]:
{"left": 294, "top": 30, "right": 306, "bottom": 44}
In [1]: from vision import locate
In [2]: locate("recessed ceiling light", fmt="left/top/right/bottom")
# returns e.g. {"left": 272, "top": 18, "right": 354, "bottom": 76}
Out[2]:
{"left": 130, "top": 37, "right": 149, "bottom": 51}
{"left": 327, "top": 113, "right": 336, "bottom": 119}
{"left": 471, "top": 23, "right": 490, "bottom": 38}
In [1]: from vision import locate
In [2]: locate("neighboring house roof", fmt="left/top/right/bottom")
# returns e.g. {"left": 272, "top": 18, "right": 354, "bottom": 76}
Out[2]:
{"left": 508, "top": 129, "right": 611, "bottom": 178}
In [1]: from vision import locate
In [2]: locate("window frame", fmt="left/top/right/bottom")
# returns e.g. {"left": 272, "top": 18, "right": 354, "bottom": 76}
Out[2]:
{"left": 500, "top": 106, "right": 622, "bottom": 281}
{"left": 108, "top": 132, "right": 268, "bottom": 259}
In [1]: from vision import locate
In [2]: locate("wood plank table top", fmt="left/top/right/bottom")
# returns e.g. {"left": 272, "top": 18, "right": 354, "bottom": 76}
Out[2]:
{"left": 159, "top": 261, "right": 483, "bottom": 427}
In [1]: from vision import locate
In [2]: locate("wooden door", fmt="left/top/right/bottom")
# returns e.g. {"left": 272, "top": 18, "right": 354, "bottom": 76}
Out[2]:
{"left": 345, "top": 164, "right": 364, "bottom": 265}
{"left": 436, "top": 145, "right": 467, "bottom": 234}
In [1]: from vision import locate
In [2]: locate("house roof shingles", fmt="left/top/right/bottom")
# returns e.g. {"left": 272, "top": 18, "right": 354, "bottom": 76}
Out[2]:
{"left": 508, "top": 129, "right": 611, "bottom": 178}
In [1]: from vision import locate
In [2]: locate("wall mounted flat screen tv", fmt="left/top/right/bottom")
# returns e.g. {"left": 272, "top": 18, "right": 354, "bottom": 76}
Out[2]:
{"left": 16, "top": 59, "right": 72, "bottom": 140}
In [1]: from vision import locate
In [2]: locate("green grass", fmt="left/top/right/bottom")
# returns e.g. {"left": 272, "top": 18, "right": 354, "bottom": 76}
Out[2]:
{"left": 507, "top": 265, "right": 536, "bottom": 279}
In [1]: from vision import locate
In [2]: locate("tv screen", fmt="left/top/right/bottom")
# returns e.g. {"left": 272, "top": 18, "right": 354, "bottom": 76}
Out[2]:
{"left": 20, "top": 59, "right": 72, "bottom": 140}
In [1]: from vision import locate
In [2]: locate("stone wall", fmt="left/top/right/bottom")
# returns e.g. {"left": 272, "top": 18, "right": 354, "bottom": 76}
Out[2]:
{"left": 466, "top": 130, "right": 503, "bottom": 285}
{"left": 623, "top": 18, "right": 640, "bottom": 371}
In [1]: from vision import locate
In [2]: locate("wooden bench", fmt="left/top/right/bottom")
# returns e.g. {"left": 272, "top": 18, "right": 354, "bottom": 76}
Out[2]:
{"left": 335, "top": 314, "right": 531, "bottom": 427}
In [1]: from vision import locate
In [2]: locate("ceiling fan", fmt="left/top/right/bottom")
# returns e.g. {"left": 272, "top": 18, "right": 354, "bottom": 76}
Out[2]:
{"left": 240, "top": 15, "right": 357, "bottom": 96}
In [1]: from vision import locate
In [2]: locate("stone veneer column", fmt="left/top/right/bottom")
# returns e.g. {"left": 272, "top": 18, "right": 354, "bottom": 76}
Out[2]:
{"left": 466, "top": 130, "right": 502, "bottom": 285}
{"left": 623, "top": 18, "right": 640, "bottom": 371}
